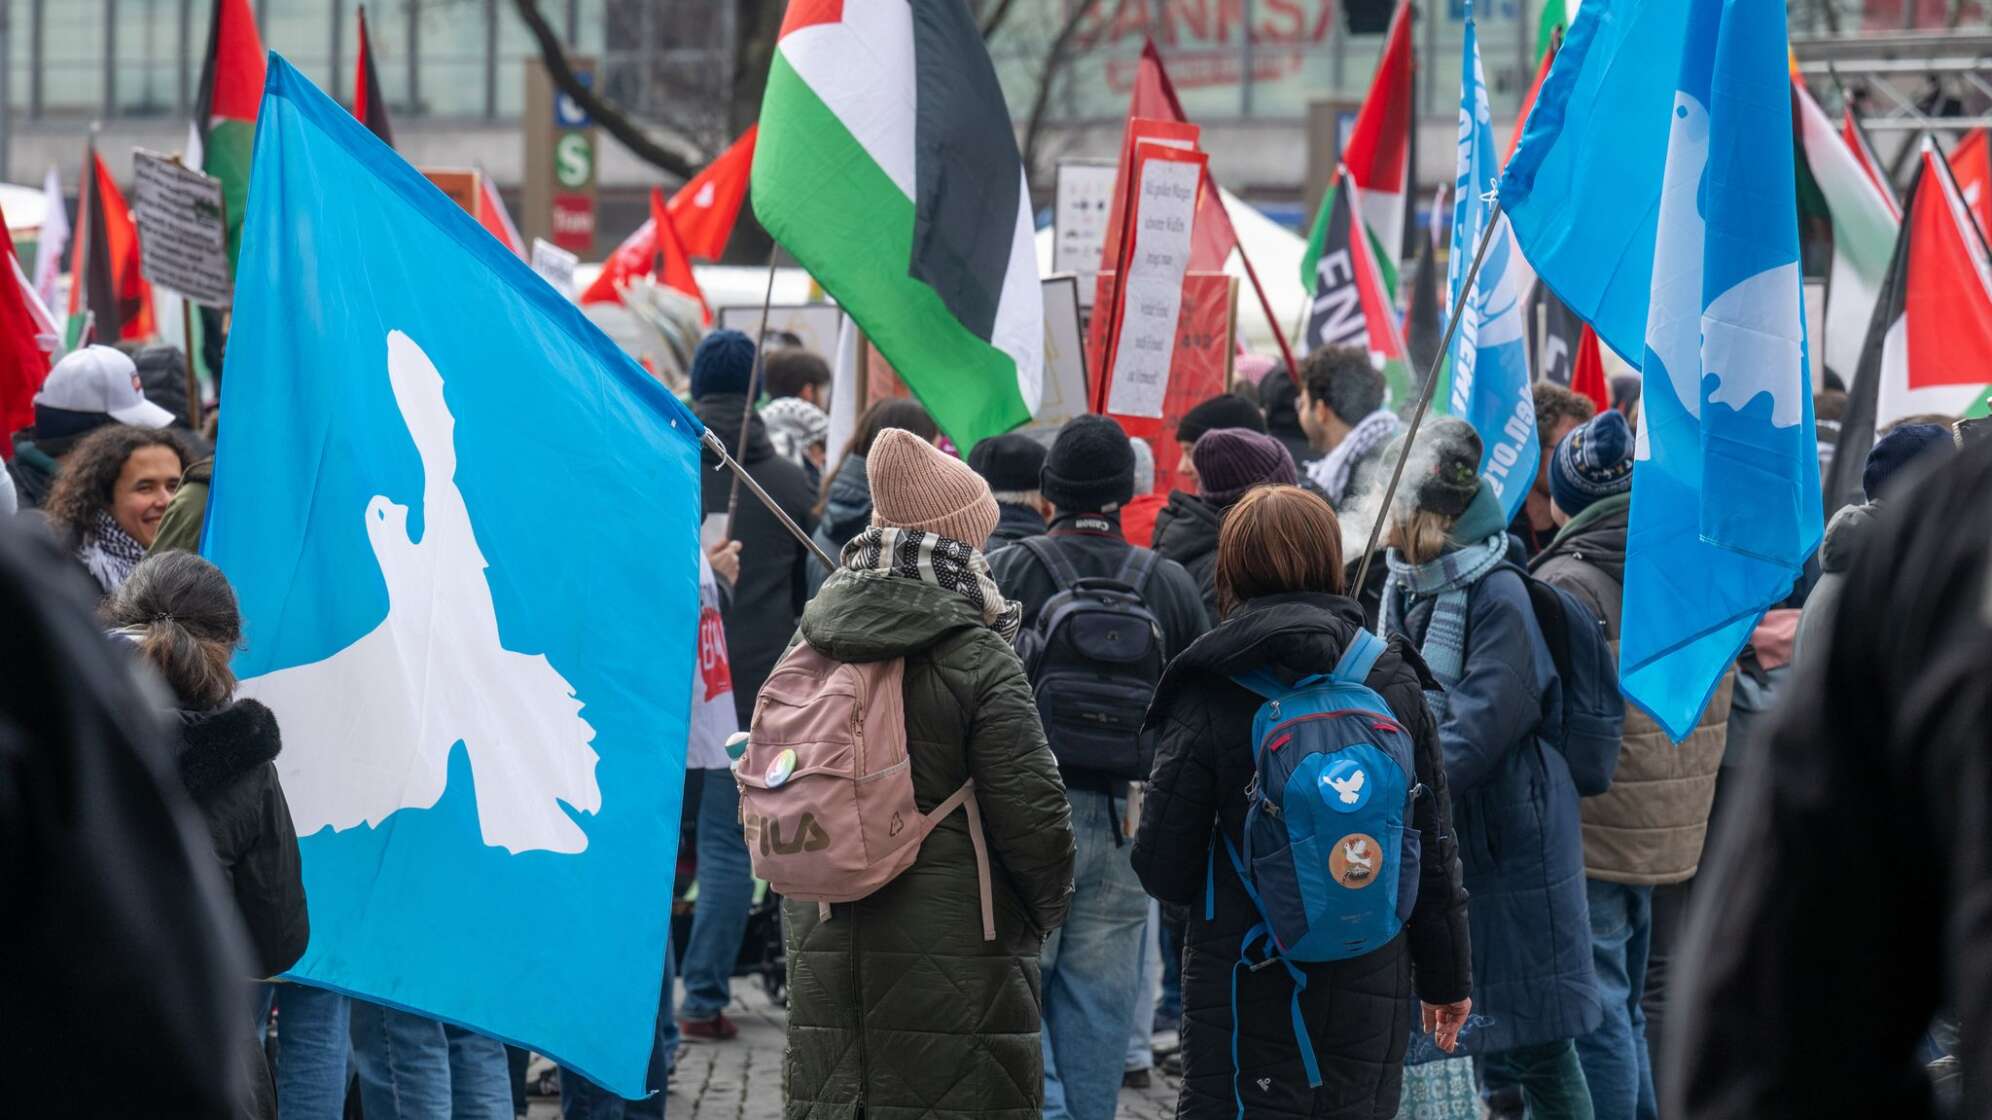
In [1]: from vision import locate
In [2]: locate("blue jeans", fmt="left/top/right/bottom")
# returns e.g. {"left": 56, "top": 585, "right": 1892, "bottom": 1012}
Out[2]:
{"left": 269, "top": 983, "right": 352, "bottom": 1120}
{"left": 1477, "top": 1040, "right": 1594, "bottom": 1120}
{"left": 351, "top": 1002, "right": 513, "bottom": 1119}
{"left": 562, "top": 938, "right": 675, "bottom": 1118}
{"left": 680, "top": 768, "right": 754, "bottom": 1021}
{"left": 1041, "top": 789, "right": 1149, "bottom": 1120}
{"left": 1575, "top": 880, "right": 1656, "bottom": 1120}
{"left": 1126, "top": 900, "right": 1161, "bottom": 1072}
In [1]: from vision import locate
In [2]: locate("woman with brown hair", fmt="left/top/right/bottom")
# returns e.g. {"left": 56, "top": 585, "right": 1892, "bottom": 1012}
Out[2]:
{"left": 1133, "top": 484, "right": 1471, "bottom": 1119}
{"left": 44, "top": 424, "right": 196, "bottom": 594}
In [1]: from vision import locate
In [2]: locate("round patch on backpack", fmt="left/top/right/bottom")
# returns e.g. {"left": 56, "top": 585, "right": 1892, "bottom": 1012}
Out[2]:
{"left": 765, "top": 748, "right": 798, "bottom": 788}
{"left": 1319, "top": 759, "right": 1372, "bottom": 812}
{"left": 1329, "top": 833, "right": 1382, "bottom": 889}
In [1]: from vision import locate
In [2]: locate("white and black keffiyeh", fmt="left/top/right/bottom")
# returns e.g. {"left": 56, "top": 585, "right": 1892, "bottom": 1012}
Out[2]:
{"left": 842, "top": 526, "right": 1022, "bottom": 641}
{"left": 77, "top": 510, "right": 147, "bottom": 594}
{"left": 1307, "top": 407, "right": 1403, "bottom": 505}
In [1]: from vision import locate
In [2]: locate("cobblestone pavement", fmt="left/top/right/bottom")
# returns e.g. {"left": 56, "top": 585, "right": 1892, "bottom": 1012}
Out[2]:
{"left": 528, "top": 986, "right": 1182, "bottom": 1119}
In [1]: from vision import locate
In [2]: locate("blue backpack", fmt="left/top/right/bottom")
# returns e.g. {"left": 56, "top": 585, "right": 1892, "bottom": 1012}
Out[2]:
{"left": 1207, "top": 630, "right": 1423, "bottom": 1102}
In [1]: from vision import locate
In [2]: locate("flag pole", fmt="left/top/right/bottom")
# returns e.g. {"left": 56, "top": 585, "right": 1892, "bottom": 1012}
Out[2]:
{"left": 722, "top": 240, "right": 782, "bottom": 540}
{"left": 704, "top": 427, "right": 835, "bottom": 572}
{"left": 1351, "top": 198, "right": 1504, "bottom": 598}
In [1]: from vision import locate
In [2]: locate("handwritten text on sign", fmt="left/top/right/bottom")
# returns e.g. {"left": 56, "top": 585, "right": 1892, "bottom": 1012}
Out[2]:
{"left": 1104, "top": 156, "right": 1200, "bottom": 419}
{"left": 131, "top": 150, "right": 233, "bottom": 308}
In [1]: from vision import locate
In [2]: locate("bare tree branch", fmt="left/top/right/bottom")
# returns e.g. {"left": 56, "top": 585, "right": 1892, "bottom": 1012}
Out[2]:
{"left": 980, "top": 0, "right": 1023, "bottom": 38}
{"left": 510, "top": 0, "right": 700, "bottom": 180}
{"left": 1022, "top": 0, "right": 1106, "bottom": 175}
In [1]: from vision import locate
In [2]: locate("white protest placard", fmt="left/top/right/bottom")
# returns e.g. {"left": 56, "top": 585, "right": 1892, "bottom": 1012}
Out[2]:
{"left": 1030, "top": 274, "right": 1088, "bottom": 431}
{"left": 1103, "top": 150, "right": 1202, "bottom": 419}
{"left": 131, "top": 150, "right": 232, "bottom": 307}
{"left": 531, "top": 238, "right": 579, "bottom": 298}
{"left": 1055, "top": 161, "right": 1118, "bottom": 310}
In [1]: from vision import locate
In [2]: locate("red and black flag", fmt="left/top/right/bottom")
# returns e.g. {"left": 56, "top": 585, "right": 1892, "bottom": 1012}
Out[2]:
{"left": 353, "top": 5, "right": 394, "bottom": 146}
{"left": 67, "top": 144, "right": 153, "bottom": 342}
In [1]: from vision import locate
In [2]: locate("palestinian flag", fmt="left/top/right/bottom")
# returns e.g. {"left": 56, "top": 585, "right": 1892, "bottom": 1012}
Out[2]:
{"left": 753, "top": 0, "right": 1040, "bottom": 450}
{"left": 353, "top": 5, "right": 393, "bottom": 145}
{"left": 1951, "top": 128, "right": 1992, "bottom": 243}
{"left": 1301, "top": 0, "right": 1411, "bottom": 297}
{"left": 1535, "top": 0, "right": 1568, "bottom": 64}
{"left": 1793, "top": 76, "right": 1899, "bottom": 379}
{"left": 190, "top": 0, "right": 266, "bottom": 269}
{"left": 0, "top": 198, "right": 54, "bottom": 451}
{"left": 1826, "top": 144, "right": 1992, "bottom": 511}
{"left": 582, "top": 128, "right": 756, "bottom": 305}
{"left": 476, "top": 172, "right": 526, "bottom": 258}
{"left": 1302, "top": 167, "right": 1408, "bottom": 402}
{"left": 651, "top": 188, "right": 711, "bottom": 324}
{"left": 1842, "top": 107, "right": 1899, "bottom": 215}
{"left": 68, "top": 146, "right": 154, "bottom": 342}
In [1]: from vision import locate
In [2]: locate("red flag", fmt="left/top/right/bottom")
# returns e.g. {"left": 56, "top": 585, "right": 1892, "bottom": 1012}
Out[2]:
{"left": 476, "top": 174, "right": 525, "bottom": 258}
{"left": 68, "top": 149, "right": 154, "bottom": 341}
{"left": 666, "top": 126, "right": 755, "bottom": 262}
{"left": 652, "top": 189, "right": 711, "bottom": 325}
{"left": 1570, "top": 325, "right": 1609, "bottom": 413}
{"left": 1905, "top": 145, "right": 1992, "bottom": 391}
{"left": 1343, "top": 1, "right": 1414, "bottom": 205}
{"left": 0, "top": 200, "right": 52, "bottom": 452}
{"left": 1948, "top": 128, "right": 1992, "bottom": 244}
{"left": 353, "top": 5, "right": 394, "bottom": 145}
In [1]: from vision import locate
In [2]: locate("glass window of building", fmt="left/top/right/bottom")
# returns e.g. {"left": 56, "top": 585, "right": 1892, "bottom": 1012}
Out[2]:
{"left": 412, "top": 0, "right": 490, "bottom": 117}
{"left": 39, "top": 0, "right": 107, "bottom": 115}
{"left": 260, "top": 0, "right": 337, "bottom": 96}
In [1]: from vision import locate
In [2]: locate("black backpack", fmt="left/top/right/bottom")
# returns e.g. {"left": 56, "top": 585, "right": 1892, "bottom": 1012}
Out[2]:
{"left": 1503, "top": 563, "right": 1625, "bottom": 796}
{"left": 1013, "top": 537, "right": 1165, "bottom": 780}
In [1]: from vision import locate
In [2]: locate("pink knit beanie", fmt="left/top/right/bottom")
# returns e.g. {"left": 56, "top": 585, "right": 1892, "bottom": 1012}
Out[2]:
{"left": 867, "top": 428, "right": 1001, "bottom": 545}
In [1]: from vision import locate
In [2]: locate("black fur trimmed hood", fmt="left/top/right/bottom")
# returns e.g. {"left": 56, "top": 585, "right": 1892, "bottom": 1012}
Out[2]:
{"left": 177, "top": 699, "right": 282, "bottom": 800}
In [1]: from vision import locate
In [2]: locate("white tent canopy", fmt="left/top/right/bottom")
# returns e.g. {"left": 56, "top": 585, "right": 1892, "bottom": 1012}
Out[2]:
{"left": 1, "top": 183, "right": 48, "bottom": 233}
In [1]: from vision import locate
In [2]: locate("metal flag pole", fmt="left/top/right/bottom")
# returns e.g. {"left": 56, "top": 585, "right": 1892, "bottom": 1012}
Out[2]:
{"left": 722, "top": 241, "right": 783, "bottom": 540}
{"left": 703, "top": 427, "right": 834, "bottom": 572}
{"left": 1351, "top": 197, "right": 1506, "bottom": 598}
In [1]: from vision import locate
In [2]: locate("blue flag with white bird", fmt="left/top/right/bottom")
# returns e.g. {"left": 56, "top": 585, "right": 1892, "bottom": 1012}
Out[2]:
{"left": 1501, "top": 0, "right": 1822, "bottom": 740}
{"left": 1440, "top": 3, "right": 1537, "bottom": 524}
{"left": 203, "top": 55, "right": 702, "bottom": 1095}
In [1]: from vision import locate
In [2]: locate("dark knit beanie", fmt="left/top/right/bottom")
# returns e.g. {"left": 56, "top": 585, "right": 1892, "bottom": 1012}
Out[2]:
{"left": 1193, "top": 428, "right": 1297, "bottom": 509}
{"left": 1548, "top": 410, "right": 1635, "bottom": 517}
{"left": 1863, "top": 423, "right": 1953, "bottom": 501}
{"left": 1176, "top": 393, "right": 1267, "bottom": 447}
{"left": 1257, "top": 367, "right": 1302, "bottom": 436}
{"left": 1409, "top": 417, "right": 1482, "bottom": 519}
{"left": 1041, "top": 415, "right": 1135, "bottom": 513}
{"left": 689, "top": 329, "right": 757, "bottom": 400}
{"left": 967, "top": 433, "right": 1048, "bottom": 494}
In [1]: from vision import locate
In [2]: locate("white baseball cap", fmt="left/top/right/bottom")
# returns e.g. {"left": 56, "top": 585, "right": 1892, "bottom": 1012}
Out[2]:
{"left": 34, "top": 345, "right": 176, "bottom": 429}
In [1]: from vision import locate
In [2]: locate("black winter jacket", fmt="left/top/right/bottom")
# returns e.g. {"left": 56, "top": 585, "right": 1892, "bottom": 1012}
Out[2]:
{"left": 984, "top": 501, "right": 1047, "bottom": 551}
{"left": 176, "top": 700, "right": 309, "bottom": 978}
{"left": 1134, "top": 594, "right": 1471, "bottom": 1120}
{"left": 694, "top": 395, "right": 819, "bottom": 726}
{"left": 1152, "top": 491, "right": 1225, "bottom": 621}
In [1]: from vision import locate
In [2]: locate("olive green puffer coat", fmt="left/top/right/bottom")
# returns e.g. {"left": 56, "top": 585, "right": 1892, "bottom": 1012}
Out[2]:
{"left": 780, "top": 568, "right": 1076, "bottom": 1120}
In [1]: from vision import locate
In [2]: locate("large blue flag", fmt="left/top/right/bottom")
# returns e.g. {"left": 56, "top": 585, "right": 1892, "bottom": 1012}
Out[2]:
{"left": 204, "top": 56, "right": 702, "bottom": 1094}
{"left": 1440, "top": 3, "right": 1537, "bottom": 523}
{"left": 1501, "top": 0, "right": 1822, "bottom": 740}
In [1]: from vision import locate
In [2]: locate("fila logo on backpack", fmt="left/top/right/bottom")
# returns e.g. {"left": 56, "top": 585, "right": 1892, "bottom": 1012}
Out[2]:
{"left": 736, "top": 644, "right": 996, "bottom": 939}
{"left": 1012, "top": 538, "right": 1164, "bottom": 780}
{"left": 1211, "top": 630, "right": 1424, "bottom": 1106}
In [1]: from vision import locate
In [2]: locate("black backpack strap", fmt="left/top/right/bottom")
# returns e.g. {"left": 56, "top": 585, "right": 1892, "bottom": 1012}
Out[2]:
{"left": 1114, "top": 546, "right": 1157, "bottom": 593}
{"left": 1020, "top": 536, "right": 1084, "bottom": 593}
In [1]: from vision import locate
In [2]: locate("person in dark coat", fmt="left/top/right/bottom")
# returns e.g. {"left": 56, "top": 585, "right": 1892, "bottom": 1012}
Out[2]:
{"left": 103, "top": 551, "right": 308, "bottom": 1120}
{"left": 1136, "top": 484, "right": 1473, "bottom": 1120}
{"left": 968, "top": 431, "right": 1049, "bottom": 550}
{"left": 783, "top": 428, "right": 1076, "bottom": 1120}
{"left": 1259, "top": 364, "right": 1319, "bottom": 472}
{"left": 1, "top": 521, "right": 258, "bottom": 1119}
{"left": 1377, "top": 418, "right": 1603, "bottom": 1118}
{"left": 1664, "top": 433, "right": 1992, "bottom": 1120}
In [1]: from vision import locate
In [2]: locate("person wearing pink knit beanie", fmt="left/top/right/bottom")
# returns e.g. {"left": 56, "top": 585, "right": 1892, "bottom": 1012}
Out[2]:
{"left": 865, "top": 427, "right": 1001, "bottom": 546}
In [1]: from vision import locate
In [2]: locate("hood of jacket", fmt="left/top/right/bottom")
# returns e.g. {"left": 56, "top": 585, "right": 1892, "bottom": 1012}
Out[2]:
{"left": 1152, "top": 490, "right": 1222, "bottom": 567}
{"left": 1445, "top": 479, "right": 1509, "bottom": 547}
{"left": 1533, "top": 493, "right": 1630, "bottom": 585}
{"left": 177, "top": 699, "right": 282, "bottom": 801}
{"left": 989, "top": 500, "right": 1047, "bottom": 544}
{"left": 800, "top": 567, "right": 991, "bottom": 663}
{"left": 693, "top": 394, "right": 776, "bottom": 467}
{"left": 1820, "top": 500, "right": 1880, "bottom": 574}
{"left": 821, "top": 452, "right": 871, "bottom": 535}
{"left": 1156, "top": 591, "right": 1435, "bottom": 704}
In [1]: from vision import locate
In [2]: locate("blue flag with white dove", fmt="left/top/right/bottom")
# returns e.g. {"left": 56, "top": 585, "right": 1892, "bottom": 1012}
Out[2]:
{"left": 1501, "top": 0, "right": 1822, "bottom": 740}
{"left": 203, "top": 56, "right": 702, "bottom": 1095}
{"left": 1440, "top": 3, "right": 1537, "bottom": 524}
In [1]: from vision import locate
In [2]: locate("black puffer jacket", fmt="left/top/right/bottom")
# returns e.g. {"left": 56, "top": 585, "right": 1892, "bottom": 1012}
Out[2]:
{"left": 1135, "top": 593, "right": 1471, "bottom": 1120}
{"left": 176, "top": 700, "right": 308, "bottom": 978}
{"left": 694, "top": 394, "right": 819, "bottom": 725}
{"left": 1152, "top": 491, "right": 1225, "bottom": 620}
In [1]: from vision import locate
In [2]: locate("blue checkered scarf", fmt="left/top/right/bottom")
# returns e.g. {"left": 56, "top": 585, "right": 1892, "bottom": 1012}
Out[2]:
{"left": 1379, "top": 534, "right": 1508, "bottom": 721}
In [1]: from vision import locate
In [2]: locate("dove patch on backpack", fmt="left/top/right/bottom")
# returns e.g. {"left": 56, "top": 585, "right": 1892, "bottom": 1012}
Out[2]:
{"left": 1330, "top": 833, "right": 1381, "bottom": 889}
{"left": 1321, "top": 759, "right": 1372, "bottom": 811}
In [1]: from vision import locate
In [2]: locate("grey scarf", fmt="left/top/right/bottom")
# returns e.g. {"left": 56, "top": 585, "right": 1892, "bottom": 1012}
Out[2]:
{"left": 842, "top": 526, "right": 1022, "bottom": 641}
{"left": 78, "top": 510, "right": 146, "bottom": 594}
{"left": 1379, "top": 533, "right": 1507, "bottom": 720}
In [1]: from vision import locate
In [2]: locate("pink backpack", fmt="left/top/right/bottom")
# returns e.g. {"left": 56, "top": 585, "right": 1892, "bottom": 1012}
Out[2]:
{"left": 734, "top": 643, "right": 995, "bottom": 940}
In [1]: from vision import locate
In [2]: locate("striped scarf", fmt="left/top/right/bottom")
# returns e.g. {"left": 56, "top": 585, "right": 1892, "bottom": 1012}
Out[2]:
{"left": 1379, "top": 534, "right": 1507, "bottom": 721}
{"left": 842, "top": 526, "right": 1022, "bottom": 642}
